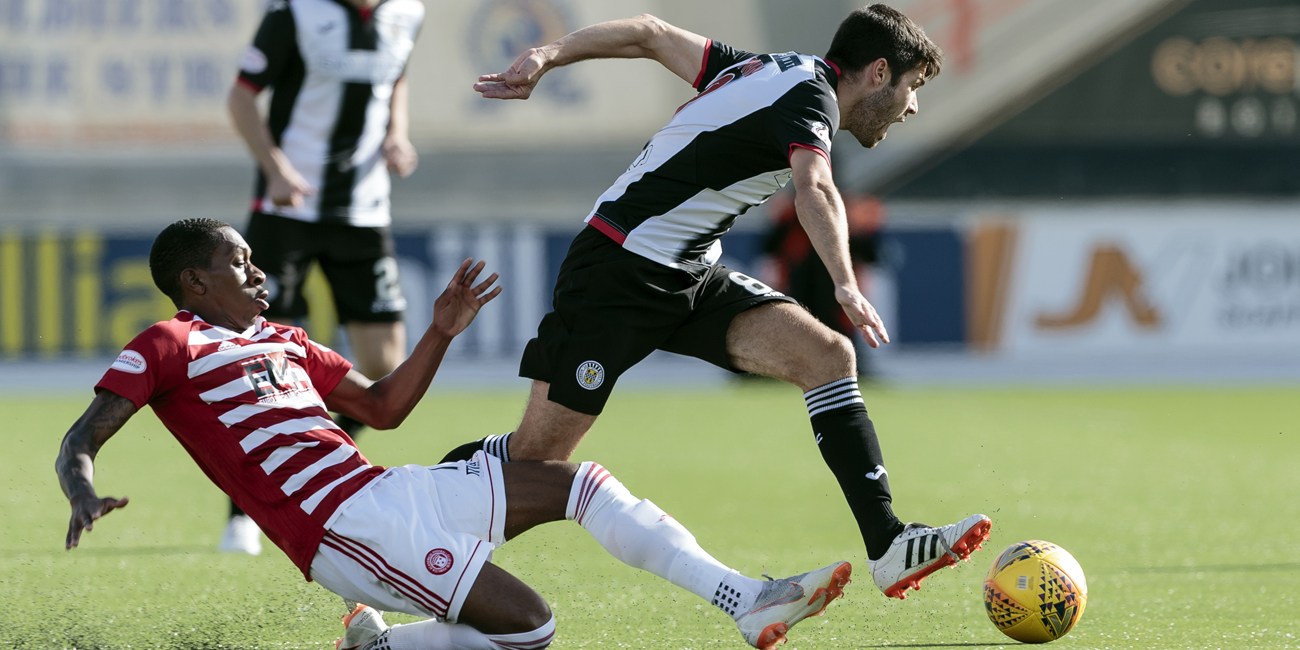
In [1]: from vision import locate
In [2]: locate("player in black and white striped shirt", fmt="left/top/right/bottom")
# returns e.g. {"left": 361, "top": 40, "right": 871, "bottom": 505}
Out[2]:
{"left": 450, "top": 5, "right": 993, "bottom": 602}
{"left": 224, "top": 0, "right": 423, "bottom": 554}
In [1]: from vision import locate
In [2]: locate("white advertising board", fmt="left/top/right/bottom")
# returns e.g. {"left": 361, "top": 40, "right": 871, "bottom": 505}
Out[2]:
{"left": 995, "top": 205, "right": 1300, "bottom": 355}
{"left": 0, "top": 0, "right": 761, "bottom": 147}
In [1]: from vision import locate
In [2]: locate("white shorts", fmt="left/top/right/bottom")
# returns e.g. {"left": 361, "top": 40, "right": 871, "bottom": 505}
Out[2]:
{"left": 309, "top": 451, "right": 506, "bottom": 622}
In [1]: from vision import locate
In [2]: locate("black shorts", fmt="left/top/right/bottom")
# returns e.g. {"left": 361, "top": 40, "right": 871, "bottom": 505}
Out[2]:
{"left": 519, "top": 226, "right": 796, "bottom": 415}
{"left": 244, "top": 213, "right": 405, "bottom": 324}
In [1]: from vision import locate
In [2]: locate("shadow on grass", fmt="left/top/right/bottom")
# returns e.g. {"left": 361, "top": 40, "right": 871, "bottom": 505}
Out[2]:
{"left": 2, "top": 544, "right": 213, "bottom": 557}
{"left": 861, "top": 644, "right": 1010, "bottom": 648}
{"left": 1120, "top": 562, "right": 1300, "bottom": 574}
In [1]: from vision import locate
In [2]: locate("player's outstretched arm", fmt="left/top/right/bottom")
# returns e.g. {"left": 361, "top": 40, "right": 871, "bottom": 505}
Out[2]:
{"left": 790, "top": 147, "right": 891, "bottom": 348}
{"left": 326, "top": 259, "right": 502, "bottom": 430}
{"left": 473, "top": 14, "right": 708, "bottom": 100}
{"left": 56, "top": 390, "right": 136, "bottom": 550}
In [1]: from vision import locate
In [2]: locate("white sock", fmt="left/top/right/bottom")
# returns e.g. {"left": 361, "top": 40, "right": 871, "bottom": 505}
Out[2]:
{"left": 372, "top": 615, "right": 555, "bottom": 650}
{"left": 482, "top": 433, "right": 512, "bottom": 462}
{"left": 566, "top": 462, "right": 763, "bottom": 619}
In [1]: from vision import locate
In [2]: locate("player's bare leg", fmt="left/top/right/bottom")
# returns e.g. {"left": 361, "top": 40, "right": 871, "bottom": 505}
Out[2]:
{"left": 726, "top": 303, "right": 903, "bottom": 551}
{"left": 346, "top": 321, "right": 406, "bottom": 381}
{"left": 438, "top": 381, "right": 595, "bottom": 464}
{"left": 509, "top": 381, "right": 598, "bottom": 460}
{"left": 725, "top": 302, "right": 990, "bottom": 598}
{"left": 725, "top": 302, "right": 856, "bottom": 391}
{"left": 334, "top": 321, "right": 406, "bottom": 441}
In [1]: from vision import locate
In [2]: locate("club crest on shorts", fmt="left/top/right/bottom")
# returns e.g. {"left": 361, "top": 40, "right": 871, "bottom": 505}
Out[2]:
{"left": 425, "top": 548, "right": 454, "bottom": 575}
{"left": 576, "top": 360, "right": 605, "bottom": 390}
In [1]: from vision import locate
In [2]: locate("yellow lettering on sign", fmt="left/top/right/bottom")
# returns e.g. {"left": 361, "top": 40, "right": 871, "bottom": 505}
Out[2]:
{"left": 303, "top": 261, "right": 337, "bottom": 348}
{"left": 1036, "top": 245, "right": 1161, "bottom": 330}
{"left": 74, "top": 233, "right": 104, "bottom": 355}
{"left": 110, "top": 259, "right": 176, "bottom": 350}
{"left": 0, "top": 232, "right": 22, "bottom": 356}
{"left": 36, "top": 233, "right": 63, "bottom": 356}
{"left": 1153, "top": 36, "right": 1297, "bottom": 97}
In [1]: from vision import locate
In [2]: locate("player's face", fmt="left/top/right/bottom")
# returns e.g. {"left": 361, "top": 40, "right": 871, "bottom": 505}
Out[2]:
{"left": 843, "top": 67, "right": 925, "bottom": 148}
{"left": 201, "top": 228, "right": 269, "bottom": 330}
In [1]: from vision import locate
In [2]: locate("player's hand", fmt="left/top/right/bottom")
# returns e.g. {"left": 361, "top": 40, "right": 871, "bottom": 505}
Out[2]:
{"left": 66, "top": 494, "right": 129, "bottom": 549}
{"left": 383, "top": 136, "right": 418, "bottom": 178}
{"left": 267, "top": 166, "right": 315, "bottom": 208}
{"left": 835, "top": 285, "right": 891, "bottom": 348}
{"left": 473, "top": 47, "right": 549, "bottom": 100}
{"left": 432, "top": 259, "right": 502, "bottom": 338}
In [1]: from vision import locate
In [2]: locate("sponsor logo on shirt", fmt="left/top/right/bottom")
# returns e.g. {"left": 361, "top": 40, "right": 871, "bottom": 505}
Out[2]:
{"left": 425, "top": 548, "right": 454, "bottom": 575}
{"left": 773, "top": 52, "right": 801, "bottom": 72}
{"left": 240, "top": 46, "right": 268, "bottom": 75}
{"left": 811, "top": 122, "right": 830, "bottom": 146}
{"left": 242, "top": 354, "right": 312, "bottom": 401}
{"left": 112, "top": 350, "right": 147, "bottom": 374}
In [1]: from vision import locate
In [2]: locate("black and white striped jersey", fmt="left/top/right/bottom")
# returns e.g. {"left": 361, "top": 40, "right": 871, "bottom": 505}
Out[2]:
{"left": 585, "top": 40, "right": 840, "bottom": 273}
{"left": 237, "top": 0, "right": 423, "bottom": 227}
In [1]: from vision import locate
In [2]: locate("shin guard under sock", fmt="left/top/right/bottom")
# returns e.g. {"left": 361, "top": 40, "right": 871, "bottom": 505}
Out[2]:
{"left": 566, "top": 461, "right": 761, "bottom": 619}
{"left": 806, "top": 377, "right": 906, "bottom": 560}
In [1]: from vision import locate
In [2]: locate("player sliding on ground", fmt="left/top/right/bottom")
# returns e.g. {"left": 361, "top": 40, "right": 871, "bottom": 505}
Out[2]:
{"left": 447, "top": 4, "right": 991, "bottom": 599}
{"left": 54, "top": 219, "right": 850, "bottom": 650}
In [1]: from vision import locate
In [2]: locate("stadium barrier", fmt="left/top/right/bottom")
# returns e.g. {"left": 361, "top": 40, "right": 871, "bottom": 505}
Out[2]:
{"left": 2, "top": 206, "right": 1297, "bottom": 359}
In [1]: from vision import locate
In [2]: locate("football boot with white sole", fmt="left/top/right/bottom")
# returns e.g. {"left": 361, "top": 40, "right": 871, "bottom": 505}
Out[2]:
{"left": 868, "top": 514, "right": 992, "bottom": 599}
{"left": 335, "top": 604, "right": 389, "bottom": 650}
{"left": 217, "top": 514, "right": 262, "bottom": 555}
{"left": 735, "top": 561, "right": 852, "bottom": 650}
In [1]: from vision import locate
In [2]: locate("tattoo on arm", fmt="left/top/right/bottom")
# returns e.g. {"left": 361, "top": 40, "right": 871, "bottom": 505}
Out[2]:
{"left": 56, "top": 392, "right": 137, "bottom": 502}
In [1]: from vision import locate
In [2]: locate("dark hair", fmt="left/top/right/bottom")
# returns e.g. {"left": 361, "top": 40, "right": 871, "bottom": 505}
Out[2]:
{"left": 825, "top": 4, "right": 943, "bottom": 85}
{"left": 149, "top": 218, "right": 233, "bottom": 306}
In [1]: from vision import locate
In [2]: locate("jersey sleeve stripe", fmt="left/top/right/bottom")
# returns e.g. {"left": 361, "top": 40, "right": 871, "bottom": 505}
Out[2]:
{"left": 236, "top": 76, "right": 265, "bottom": 93}
{"left": 300, "top": 463, "right": 372, "bottom": 515}
{"left": 789, "top": 142, "right": 831, "bottom": 169}
{"left": 587, "top": 214, "right": 628, "bottom": 245}
{"left": 280, "top": 444, "right": 357, "bottom": 496}
{"left": 692, "top": 38, "right": 713, "bottom": 89}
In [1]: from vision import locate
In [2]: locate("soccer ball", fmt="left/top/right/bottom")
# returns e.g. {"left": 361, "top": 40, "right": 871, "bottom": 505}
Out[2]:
{"left": 983, "top": 540, "right": 1088, "bottom": 643}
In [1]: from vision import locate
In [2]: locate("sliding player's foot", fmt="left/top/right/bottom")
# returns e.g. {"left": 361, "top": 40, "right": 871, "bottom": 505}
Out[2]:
{"left": 335, "top": 604, "right": 388, "bottom": 650}
{"left": 735, "top": 561, "right": 852, "bottom": 650}
{"left": 217, "top": 514, "right": 262, "bottom": 555}
{"left": 868, "top": 514, "right": 992, "bottom": 599}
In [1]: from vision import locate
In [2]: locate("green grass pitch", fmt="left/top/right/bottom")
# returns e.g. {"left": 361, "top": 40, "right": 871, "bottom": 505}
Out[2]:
{"left": 2, "top": 384, "right": 1297, "bottom": 649}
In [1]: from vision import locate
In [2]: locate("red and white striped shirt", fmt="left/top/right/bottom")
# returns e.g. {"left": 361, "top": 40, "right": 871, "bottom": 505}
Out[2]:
{"left": 97, "top": 311, "right": 386, "bottom": 577}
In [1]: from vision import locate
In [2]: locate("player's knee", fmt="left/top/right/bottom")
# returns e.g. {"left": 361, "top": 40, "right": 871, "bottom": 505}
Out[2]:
{"left": 520, "top": 603, "right": 554, "bottom": 635}
{"left": 810, "top": 332, "right": 856, "bottom": 383}
{"left": 488, "top": 611, "right": 555, "bottom": 650}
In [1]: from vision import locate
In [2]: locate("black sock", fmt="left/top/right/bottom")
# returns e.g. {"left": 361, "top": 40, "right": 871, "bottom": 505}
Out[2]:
{"left": 806, "top": 377, "right": 905, "bottom": 560}
{"left": 439, "top": 433, "right": 513, "bottom": 464}
{"left": 229, "top": 498, "right": 246, "bottom": 519}
{"left": 335, "top": 415, "right": 366, "bottom": 440}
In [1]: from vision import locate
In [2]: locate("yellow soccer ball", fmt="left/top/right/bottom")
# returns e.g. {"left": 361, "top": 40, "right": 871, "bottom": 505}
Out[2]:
{"left": 983, "top": 540, "right": 1088, "bottom": 643}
